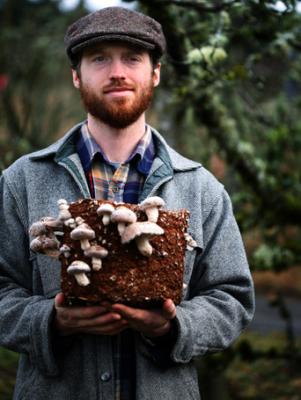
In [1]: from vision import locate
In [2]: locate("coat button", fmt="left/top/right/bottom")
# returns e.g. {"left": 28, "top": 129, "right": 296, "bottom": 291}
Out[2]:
{"left": 101, "top": 372, "right": 111, "bottom": 381}
{"left": 113, "top": 186, "right": 119, "bottom": 193}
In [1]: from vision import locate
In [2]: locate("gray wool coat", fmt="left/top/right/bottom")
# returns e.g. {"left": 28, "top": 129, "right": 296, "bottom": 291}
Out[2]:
{"left": 0, "top": 123, "right": 255, "bottom": 400}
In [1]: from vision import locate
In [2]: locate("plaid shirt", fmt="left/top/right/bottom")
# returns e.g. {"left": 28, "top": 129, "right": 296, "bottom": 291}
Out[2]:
{"left": 76, "top": 121, "right": 155, "bottom": 400}
{"left": 77, "top": 121, "right": 155, "bottom": 204}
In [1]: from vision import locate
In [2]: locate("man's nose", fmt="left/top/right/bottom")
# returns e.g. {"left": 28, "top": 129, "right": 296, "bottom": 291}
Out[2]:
{"left": 108, "top": 60, "right": 126, "bottom": 80}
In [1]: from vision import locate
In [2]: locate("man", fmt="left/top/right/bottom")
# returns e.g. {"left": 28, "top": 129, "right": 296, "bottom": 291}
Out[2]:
{"left": 0, "top": 7, "right": 254, "bottom": 400}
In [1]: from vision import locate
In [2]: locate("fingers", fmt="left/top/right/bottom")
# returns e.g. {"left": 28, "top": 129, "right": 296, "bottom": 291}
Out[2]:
{"left": 104, "top": 300, "right": 177, "bottom": 338}
{"left": 54, "top": 293, "right": 128, "bottom": 336}
{"left": 162, "top": 299, "right": 176, "bottom": 320}
{"left": 54, "top": 295, "right": 176, "bottom": 338}
{"left": 55, "top": 293, "right": 69, "bottom": 307}
{"left": 108, "top": 303, "right": 144, "bottom": 320}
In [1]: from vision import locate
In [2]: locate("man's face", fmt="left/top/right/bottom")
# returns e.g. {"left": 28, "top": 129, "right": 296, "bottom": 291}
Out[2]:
{"left": 72, "top": 42, "right": 161, "bottom": 129}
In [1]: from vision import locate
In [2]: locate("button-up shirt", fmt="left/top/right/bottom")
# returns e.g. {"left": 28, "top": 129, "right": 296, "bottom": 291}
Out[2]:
{"left": 76, "top": 121, "right": 155, "bottom": 204}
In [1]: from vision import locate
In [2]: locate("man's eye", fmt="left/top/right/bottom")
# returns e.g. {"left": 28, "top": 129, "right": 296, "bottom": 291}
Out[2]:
{"left": 95, "top": 56, "right": 105, "bottom": 62}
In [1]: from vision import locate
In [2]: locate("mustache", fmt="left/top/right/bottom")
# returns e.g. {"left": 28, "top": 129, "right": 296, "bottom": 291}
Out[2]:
{"left": 103, "top": 80, "right": 135, "bottom": 93}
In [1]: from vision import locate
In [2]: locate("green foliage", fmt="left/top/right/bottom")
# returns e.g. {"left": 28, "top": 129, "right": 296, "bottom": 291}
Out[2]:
{"left": 224, "top": 331, "right": 301, "bottom": 400}
{"left": 252, "top": 244, "right": 294, "bottom": 271}
{"left": 0, "top": 0, "right": 87, "bottom": 173}
{"left": 133, "top": 0, "right": 301, "bottom": 274}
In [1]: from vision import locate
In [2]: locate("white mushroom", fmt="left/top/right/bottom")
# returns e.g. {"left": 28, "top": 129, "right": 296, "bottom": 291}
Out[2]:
{"left": 59, "top": 209, "right": 73, "bottom": 222}
{"left": 60, "top": 244, "right": 72, "bottom": 258}
{"left": 97, "top": 203, "right": 115, "bottom": 225}
{"left": 30, "top": 236, "right": 60, "bottom": 260}
{"left": 184, "top": 233, "right": 197, "bottom": 251}
{"left": 67, "top": 261, "right": 91, "bottom": 286}
{"left": 58, "top": 199, "right": 68, "bottom": 208}
{"left": 64, "top": 218, "right": 76, "bottom": 229}
{"left": 110, "top": 207, "right": 137, "bottom": 236}
{"left": 58, "top": 199, "right": 72, "bottom": 222}
{"left": 139, "top": 197, "right": 165, "bottom": 223}
{"left": 84, "top": 245, "right": 109, "bottom": 270}
{"left": 121, "top": 221, "right": 164, "bottom": 257}
{"left": 29, "top": 217, "right": 63, "bottom": 240}
{"left": 70, "top": 222, "right": 95, "bottom": 251}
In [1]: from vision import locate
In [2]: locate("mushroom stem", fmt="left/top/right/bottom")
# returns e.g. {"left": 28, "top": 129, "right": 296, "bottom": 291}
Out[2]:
{"left": 135, "top": 235, "right": 153, "bottom": 257}
{"left": 75, "top": 273, "right": 90, "bottom": 286}
{"left": 117, "top": 222, "right": 126, "bottom": 236}
{"left": 80, "top": 239, "right": 91, "bottom": 251}
{"left": 145, "top": 207, "right": 159, "bottom": 224}
{"left": 92, "top": 258, "right": 102, "bottom": 271}
{"left": 102, "top": 214, "right": 111, "bottom": 225}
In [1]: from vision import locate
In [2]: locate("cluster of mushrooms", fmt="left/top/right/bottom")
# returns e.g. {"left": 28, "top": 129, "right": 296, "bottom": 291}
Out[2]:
{"left": 29, "top": 196, "right": 196, "bottom": 287}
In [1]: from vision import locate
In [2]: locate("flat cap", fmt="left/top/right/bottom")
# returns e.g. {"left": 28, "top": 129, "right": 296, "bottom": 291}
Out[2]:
{"left": 65, "top": 7, "right": 166, "bottom": 63}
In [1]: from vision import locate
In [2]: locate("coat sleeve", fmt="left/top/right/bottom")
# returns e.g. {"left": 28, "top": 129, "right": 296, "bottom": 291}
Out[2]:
{"left": 0, "top": 174, "right": 59, "bottom": 377}
{"left": 171, "top": 189, "right": 255, "bottom": 363}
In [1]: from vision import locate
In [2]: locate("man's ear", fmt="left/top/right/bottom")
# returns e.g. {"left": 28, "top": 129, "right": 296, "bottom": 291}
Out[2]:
{"left": 72, "top": 69, "right": 80, "bottom": 89}
{"left": 153, "top": 63, "right": 161, "bottom": 87}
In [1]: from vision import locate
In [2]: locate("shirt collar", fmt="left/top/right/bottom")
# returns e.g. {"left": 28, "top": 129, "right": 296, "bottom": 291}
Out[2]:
{"left": 76, "top": 121, "right": 155, "bottom": 176}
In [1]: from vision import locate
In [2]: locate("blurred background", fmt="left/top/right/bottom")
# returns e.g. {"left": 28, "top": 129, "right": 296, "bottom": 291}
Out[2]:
{"left": 1, "top": 0, "right": 301, "bottom": 399}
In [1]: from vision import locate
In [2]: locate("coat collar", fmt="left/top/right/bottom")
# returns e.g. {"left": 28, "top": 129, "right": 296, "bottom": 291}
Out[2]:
{"left": 29, "top": 122, "right": 202, "bottom": 173}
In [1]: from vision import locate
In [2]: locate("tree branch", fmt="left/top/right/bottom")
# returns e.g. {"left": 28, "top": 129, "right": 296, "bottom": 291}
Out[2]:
{"left": 156, "top": 0, "right": 240, "bottom": 13}
{"left": 194, "top": 92, "right": 301, "bottom": 224}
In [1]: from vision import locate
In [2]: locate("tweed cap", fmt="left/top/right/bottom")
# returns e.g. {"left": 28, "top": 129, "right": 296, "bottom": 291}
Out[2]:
{"left": 65, "top": 7, "right": 166, "bottom": 63}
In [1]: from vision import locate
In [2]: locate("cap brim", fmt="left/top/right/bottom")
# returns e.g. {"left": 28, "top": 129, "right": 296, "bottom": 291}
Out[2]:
{"left": 71, "top": 34, "right": 156, "bottom": 55}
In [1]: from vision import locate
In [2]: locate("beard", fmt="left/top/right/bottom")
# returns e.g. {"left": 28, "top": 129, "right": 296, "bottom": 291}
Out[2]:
{"left": 79, "top": 77, "right": 154, "bottom": 130}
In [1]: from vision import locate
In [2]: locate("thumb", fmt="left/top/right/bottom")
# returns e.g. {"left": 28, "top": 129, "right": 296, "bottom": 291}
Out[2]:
{"left": 162, "top": 299, "right": 176, "bottom": 320}
{"left": 55, "top": 293, "right": 69, "bottom": 308}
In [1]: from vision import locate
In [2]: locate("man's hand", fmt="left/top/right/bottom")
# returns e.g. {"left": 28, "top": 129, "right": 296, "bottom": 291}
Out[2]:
{"left": 101, "top": 299, "right": 176, "bottom": 339}
{"left": 54, "top": 293, "right": 128, "bottom": 336}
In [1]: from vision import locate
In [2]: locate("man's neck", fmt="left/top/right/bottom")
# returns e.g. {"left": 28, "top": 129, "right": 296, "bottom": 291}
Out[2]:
{"left": 87, "top": 114, "right": 147, "bottom": 163}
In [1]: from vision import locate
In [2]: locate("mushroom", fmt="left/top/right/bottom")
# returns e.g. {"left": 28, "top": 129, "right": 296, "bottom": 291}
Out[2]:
{"left": 60, "top": 244, "right": 72, "bottom": 258}
{"left": 29, "top": 217, "right": 63, "bottom": 242}
{"left": 110, "top": 207, "right": 137, "bottom": 236}
{"left": 139, "top": 197, "right": 165, "bottom": 223}
{"left": 58, "top": 199, "right": 72, "bottom": 222}
{"left": 59, "top": 209, "right": 73, "bottom": 222}
{"left": 67, "top": 261, "right": 91, "bottom": 286}
{"left": 121, "top": 221, "right": 164, "bottom": 257}
{"left": 84, "top": 245, "right": 108, "bottom": 270}
{"left": 30, "top": 236, "right": 60, "bottom": 260}
{"left": 97, "top": 203, "right": 115, "bottom": 225}
{"left": 42, "top": 217, "right": 64, "bottom": 232}
{"left": 70, "top": 222, "right": 95, "bottom": 251}
{"left": 184, "top": 233, "right": 197, "bottom": 251}
{"left": 64, "top": 218, "right": 76, "bottom": 229}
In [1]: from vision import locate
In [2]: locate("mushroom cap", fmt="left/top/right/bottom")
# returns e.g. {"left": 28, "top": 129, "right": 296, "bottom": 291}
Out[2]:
{"left": 58, "top": 199, "right": 68, "bottom": 206}
{"left": 139, "top": 196, "right": 165, "bottom": 211}
{"left": 29, "top": 221, "right": 47, "bottom": 237}
{"left": 59, "top": 209, "right": 72, "bottom": 221}
{"left": 30, "top": 236, "right": 59, "bottom": 253}
{"left": 70, "top": 224, "right": 95, "bottom": 241}
{"left": 110, "top": 207, "right": 137, "bottom": 224}
{"left": 43, "top": 217, "right": 64, "bottom": 231}
{"left": 97, "top": 203, "right": 115, "bottom": 216}
{"left": 121, "top": 221, "right": 164, "bottom": 244}
{"left": 84, "top": 245, "right": 108, "bottom": 259}
{"left": 67, "top": 261, "right": 91, "bottom": 274}
{"left": 60, "top": 244, "right": 71, "bottom": 253}
{"left": 29, "top": 217, "right": 64, "bottom": 237}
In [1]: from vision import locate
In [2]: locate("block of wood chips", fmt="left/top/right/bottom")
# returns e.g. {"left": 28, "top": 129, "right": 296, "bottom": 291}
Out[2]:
{"left": 59, "top": 198, "right": 190, "bottom": 308}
